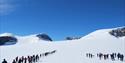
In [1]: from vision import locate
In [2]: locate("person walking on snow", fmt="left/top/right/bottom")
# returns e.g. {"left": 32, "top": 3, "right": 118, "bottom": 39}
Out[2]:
{"left": 2, "top": 59, "right": 7, "bottom": 63}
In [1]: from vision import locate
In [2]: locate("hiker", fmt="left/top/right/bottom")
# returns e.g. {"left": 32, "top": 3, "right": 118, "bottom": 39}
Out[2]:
{"left": 44, "top": 52, "right": 50, "bottom": 56}
{"left": 28, "top": 56, "right": 33, "bottom": 63}
{"left": 98, "top": 53, "right": 103, "bottom": 60}
{"left": 90, "top": 54, "right": 93, "bottom": 58}
{"left": 24, "top": 57, "right": 27, "bottom": 63}
{"left": 51, "top": 50, "right": 56, "bottom": 54}
{"left": 114, "top": 53, "right": 117, "bottom": 57}
{"left": 104, "top": 54, "right": 109, "bottom": 60}
{"left": 32, "top": 55, "right": 35, "bottom": 62}
{"left": 36, "top": 54, "right": 39, "bottom": 62}
{"left": 86, "top": 53, "right": 89, "bottom": 57}
{"left": 18, "top": 58, "right": 22, "bottom": 63}
{"left": 15, "top": 56, "right": 18, "bottom": 62}
{"left": 106, "top": 54, "right": 109, "bottom": 59}
{"left": 110, "top": 53, "right": 115, "bottom": 61}
{"left": 2, "top": 59, "right": 7, "bottom": 63}
{"left": 12, "top": 59, "right": 16, "bottom": 63}
{"left": 40, "top": 54, "right": 42, "bottom": 57}
{"left": 117, "top": 53, "right": 121, "bottom": 60}
{"left": 30, "top": 56, "right": 33, "bottom": 63}
{"left": 88, "top": 53, "right": 91, "bottom": 58}
{"left": 21, "top": 56, "right": 24, "bottom": 62}
{"left": 97, "top": 54, "right": 99, "bottom": 57}
{"left": 119, "top": 54, "right": 124, "bottom": 61}
{"left": 27, "top": 56, "right": 30, "bottom": 63}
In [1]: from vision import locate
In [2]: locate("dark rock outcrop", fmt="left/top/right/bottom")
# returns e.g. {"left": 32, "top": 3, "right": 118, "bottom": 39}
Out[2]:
{"left": 0, "top": 36, "right": 17, "bottom": 45}
{"left": 65, "top": 36, "right": 81, "bottom": 40}
{"left": 109, "top": 27, "right": 125, "bottom": 38}
{"left": 36, "top": 33, "right": 52, "bottom": 41}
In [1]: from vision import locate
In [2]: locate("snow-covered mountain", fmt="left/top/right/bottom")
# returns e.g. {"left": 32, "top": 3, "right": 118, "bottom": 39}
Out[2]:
{"left": 0, "top": 33, "right": 53, "bottom": 45}
{"left": 0, "top": 27, "right": 125, "bottom": 63}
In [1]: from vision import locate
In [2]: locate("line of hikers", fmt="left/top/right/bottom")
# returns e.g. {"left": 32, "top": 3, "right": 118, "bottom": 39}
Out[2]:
{"left": 2, "top": 50, "right": 56, "bottom": 63}
{"left": 86, "top": 53, "right": 124, "bottom": 62}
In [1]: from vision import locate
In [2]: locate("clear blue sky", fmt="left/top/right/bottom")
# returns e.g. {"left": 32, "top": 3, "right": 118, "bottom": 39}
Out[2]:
{"left": 0, "top": 0, "right": 125, "bottom": 40}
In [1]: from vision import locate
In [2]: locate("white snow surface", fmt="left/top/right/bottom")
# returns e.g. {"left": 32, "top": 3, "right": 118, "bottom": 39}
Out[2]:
{"left": 0, "top": 28, "right": 125, "bottom": 63}
{"left": 0, "top": 33, "right": 14, "bottom": 37}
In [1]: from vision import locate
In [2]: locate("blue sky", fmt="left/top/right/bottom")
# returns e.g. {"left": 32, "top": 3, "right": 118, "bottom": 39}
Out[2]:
{"left": 0, "top": 0, "right": 125, "bottom": 40}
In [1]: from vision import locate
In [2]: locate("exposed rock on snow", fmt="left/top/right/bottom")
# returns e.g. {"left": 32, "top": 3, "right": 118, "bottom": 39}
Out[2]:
{"left": 65, "top": 36, "right": 81, "bottom": 40}
{"left": 0, "top": 36, "right": 17, "bottom": 45}
{"left": 109, "top": 27, "right": 125, "bottom": 38}
{"left": 36, "top": 33, "right": 52, "bottom": 41}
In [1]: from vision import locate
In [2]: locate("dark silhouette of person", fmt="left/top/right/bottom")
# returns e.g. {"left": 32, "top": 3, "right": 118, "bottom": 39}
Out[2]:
{"left": 104, "top": 54, "right": 109, "bottom": 60}
{"left": 45, "top": 52, "right": 50, "bottom": 56}
{"left": 18, "top": 58, "right": 22, "bottom": 63}
{"left": 98, "top": 53, "right": 103, "bottom": 60}
{"left": 114, "top": 53, "right": 117, "bottom": 57}
{"left": 97, "top": 54, "right": 99, "bottom": 57}
{"left": 28, "top": 56, "right": 32, "bottom": 63}
{"left": 88, "top": 53, "right": 91, "bottom": 58}
{"left": 103, "top": 54, "right": 108, "bottom": 60}
{"left": 28, "top": 56, "right": 30, "bottom": 63}
{"left": 117, "top": 53, "right": 124, "bottom": 61}
{"left": 15, "top": 56, "right": 18, "bottom": 62}
{"left": 120, "top": 54, "right": 124, "bottom": 61}
{"left": 86, "top": 53, "right": 89, "bottom": 57}
{"left": 86, "top": 53, "right": 94, "bottom": 58}
{"left": 21, "top": 56, "right": 24, "bottom": 63}
{"left": 32, "top": 55, "right": 35, "bottom": 62}
{"left": 90, "top": 54, "right": 94, "bottom": 58}
{"left": 40, "top": 54, "right": 42, "bottom": 57}
{"left": 117, "top": 53, "right": 121, "bottom": 60}
{"left": 106, "top": 54, "right": 109, "bottom": 59}
{"left": 51, "top": 50, "right": 56, "bottom": 54}
{"left": 30, "top": 56, "right": 33, "bottom": 63}
{"left": 24, "top": 57, "right": 27, "bottom": 63}
{"left": 12, "top": 60, "right": 16, "bottom": 63}
{"left": 104, "top": 54, "right": 107, "bottom": 60}
{"left": 110, "top": 53, "right": 115, "bottom": 61}
{"left": 27, "top": 56, "right": 30, "bottom": 63}
{"left": 36, "top": 54, "right": 39, "bottom": 62}
{"left": 2, "top": 59, "right": 7, "bottom": 63}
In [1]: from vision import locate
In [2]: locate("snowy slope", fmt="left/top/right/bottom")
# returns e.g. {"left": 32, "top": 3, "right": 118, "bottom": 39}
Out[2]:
{"left": 0, "top": 27, "right": 125, "bottom": 63}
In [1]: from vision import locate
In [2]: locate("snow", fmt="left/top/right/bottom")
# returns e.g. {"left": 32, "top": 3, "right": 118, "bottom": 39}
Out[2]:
{"left": 16, "top": 35, "right": 40, "bottom": 44}
{"left": 0, "top": 27, "right": 125, "bottom": 63}
{"left": 0, "top": 33, "right": 14, "bottom": 37}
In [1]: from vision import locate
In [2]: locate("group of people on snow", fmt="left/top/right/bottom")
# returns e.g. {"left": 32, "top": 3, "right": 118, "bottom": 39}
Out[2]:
{"left": 86, "top": 53, "right": 94, "bottom": 58}
{"left": 2, "top": 50, "right": 56, "bottom": 63}
{"left": 86, "top": 53, "right": 124, "bottom": 62}
{"left": 12, "top": 54, "right": 40, "bottom": 63}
